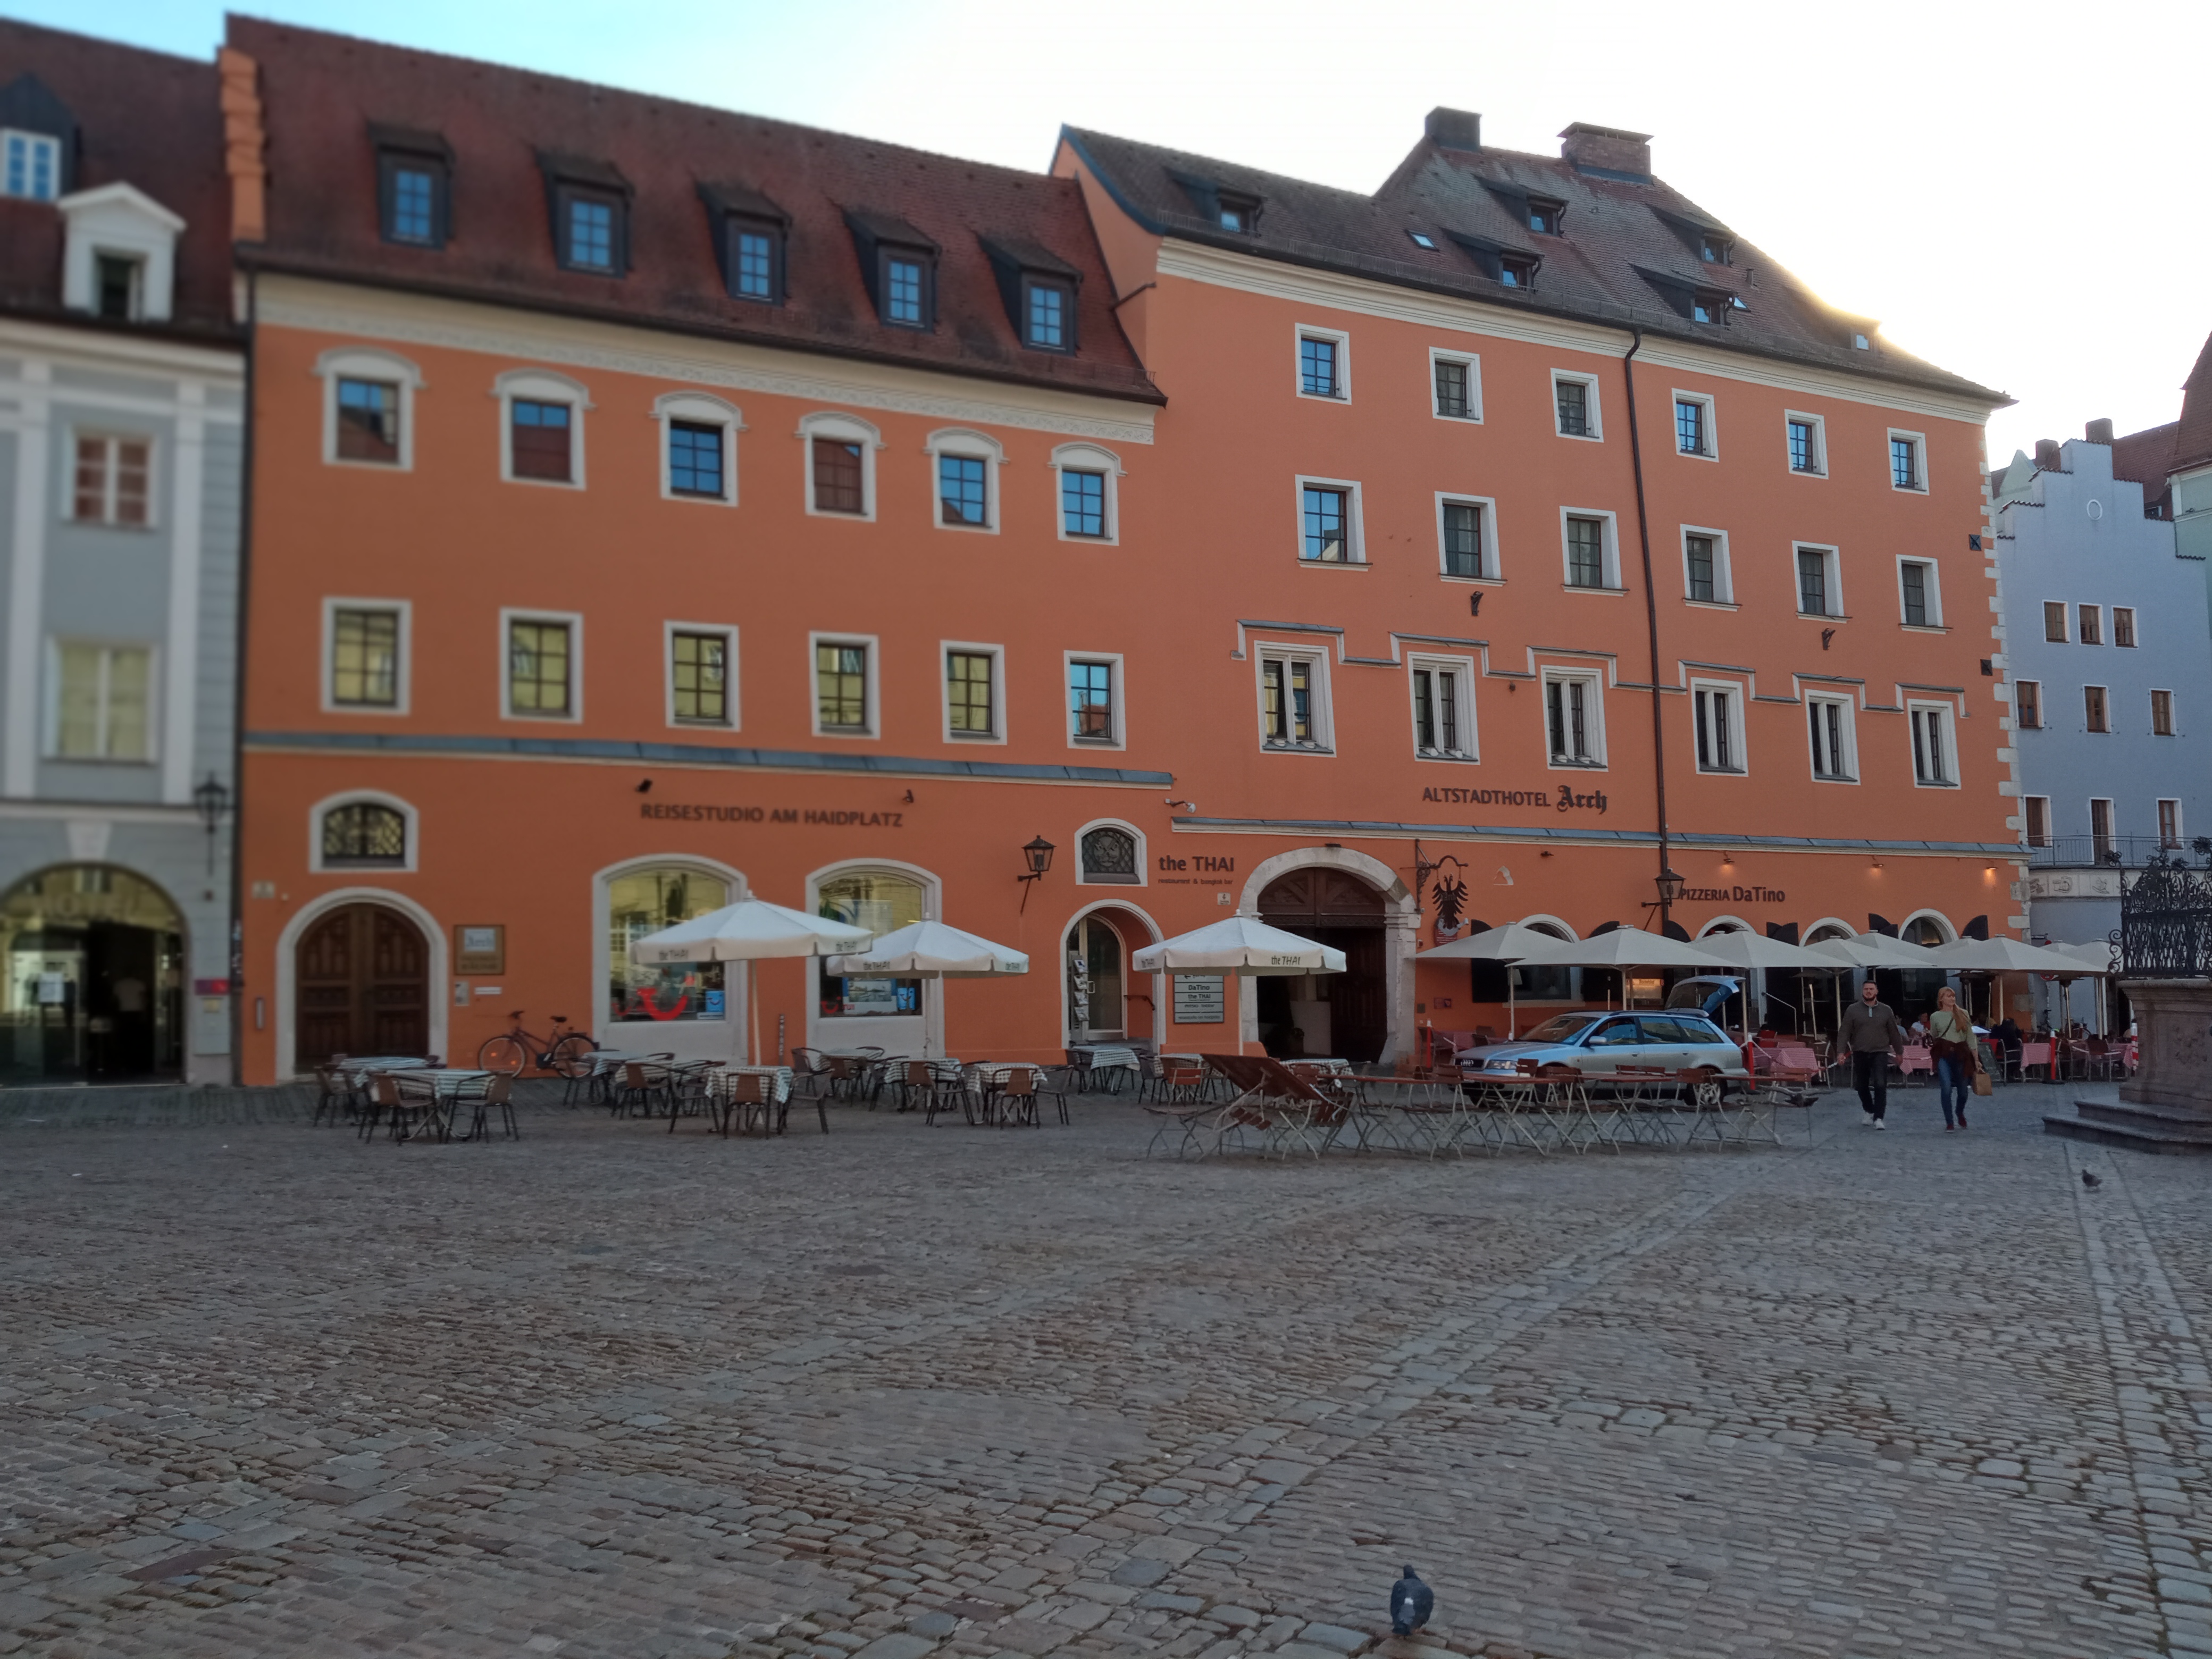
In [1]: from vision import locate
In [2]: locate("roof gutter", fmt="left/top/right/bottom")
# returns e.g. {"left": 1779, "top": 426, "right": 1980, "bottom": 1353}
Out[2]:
{"left": 1621, "top": 325, "right": 1674, "bottom": 934}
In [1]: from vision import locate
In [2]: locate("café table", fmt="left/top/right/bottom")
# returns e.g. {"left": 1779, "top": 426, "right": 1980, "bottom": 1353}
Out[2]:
{"left": 711, "top": 1064, "right": 814, "bottom": 1134}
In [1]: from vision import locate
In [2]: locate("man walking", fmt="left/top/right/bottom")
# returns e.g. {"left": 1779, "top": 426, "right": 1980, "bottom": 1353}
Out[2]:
{"left": 1840, "top": 978, "right": 1905, "bottom": 1128}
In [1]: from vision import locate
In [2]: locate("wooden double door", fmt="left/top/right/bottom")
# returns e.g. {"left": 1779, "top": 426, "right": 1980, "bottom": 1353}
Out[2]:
{"left": 1259, "top": 868, "right": 1389, "bottom": 1063}
{"left": 297, "top": 903, "right": 430, "bottom": 1066}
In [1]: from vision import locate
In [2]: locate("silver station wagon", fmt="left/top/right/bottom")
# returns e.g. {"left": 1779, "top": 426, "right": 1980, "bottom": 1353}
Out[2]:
{"left": 1457, "top": 1010, "right": 1750, "bottom": 1084}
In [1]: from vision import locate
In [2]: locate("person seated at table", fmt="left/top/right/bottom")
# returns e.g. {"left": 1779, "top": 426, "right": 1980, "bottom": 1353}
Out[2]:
{"left": 1991, "top": 1015, "right": 2021, "bottom": 1046}
{"left": 1907, "top": 1016, "right": 1929, "bottom": 1041}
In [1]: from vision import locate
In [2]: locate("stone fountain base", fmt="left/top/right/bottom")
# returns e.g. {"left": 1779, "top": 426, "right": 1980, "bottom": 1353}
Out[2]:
{"left": 2045, "top": 979, "right": 2212, "bottom": 1153}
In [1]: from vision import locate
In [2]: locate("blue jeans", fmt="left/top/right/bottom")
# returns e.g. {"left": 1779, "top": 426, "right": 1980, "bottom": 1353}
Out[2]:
{"left": 1935, "top": 1054, "right": 1970, "bottom": 1125}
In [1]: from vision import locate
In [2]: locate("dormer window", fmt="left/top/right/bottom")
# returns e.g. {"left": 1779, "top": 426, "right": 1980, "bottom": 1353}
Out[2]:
{"left": 699, "top": 183, "right": 790, "bottom": 305}
{"left": 563, "top": 191, "right": 618, "bottom": 272}
{"left": 1024, "top": 277, "right": 1071, "bottom": 349}
{"left": 1499, "top": 255, "right": 1537, "bottom": 288}
{"left": 1699, "top": 232, "right": 1732, "bottom": 264}
{"left": 1691, "top": 293, "right": 1720, "bottom": 323}
{"left": 94, "top": 254, "right": 141, "bottom": 320}
{"left": 1527, "top": 196, "right": 1565, "bottom": 236}
{"left": 2, "top": 128, "right": 59, "bottom": 201}
{"left": 372, "top": 127, "right": 451, "bottom": 248}
{"left": 847, "top": 209, "right": 940, "bottom": 332}
{"left": 539, "top": 153, "right": 632, "bottom": 276}
{"left": 884, "top": 253, "right": 927, "bottom": 325}
{"left": 982, "top": 236, "right": 1081, "bottom": 353}
{"left": 59, "top": 184, "right": 182, "bottom": 324}
{"left": 1217, "top": 191, "right": 1260, "bottom": 232}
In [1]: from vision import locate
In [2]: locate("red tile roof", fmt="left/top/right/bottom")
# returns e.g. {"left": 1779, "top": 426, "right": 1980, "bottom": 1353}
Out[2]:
{"left": 0, "top": 20, "right": 235, "bottom": 340}
{"left": 225, "top": 18, "right": 1158, "bottom": 407}
{"left": 2173, "top": 330, "right": 2212, "bottom": 474}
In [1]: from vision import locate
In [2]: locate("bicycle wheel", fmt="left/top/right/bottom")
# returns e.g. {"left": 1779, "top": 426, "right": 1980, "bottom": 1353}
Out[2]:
{"left": 477, "top": 1034, "right": 528, "bottom": 1076}
{"left": 549, "top": 1034, "right": 597, "bottom": 1079}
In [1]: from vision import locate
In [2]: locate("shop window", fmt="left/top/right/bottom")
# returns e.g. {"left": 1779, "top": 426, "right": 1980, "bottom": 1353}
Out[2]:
{"left": 607, "top": 868, "right": 730, "bottom": 1024}
{"left": 817, "top": 872, "right": 925, "bottom": 1018}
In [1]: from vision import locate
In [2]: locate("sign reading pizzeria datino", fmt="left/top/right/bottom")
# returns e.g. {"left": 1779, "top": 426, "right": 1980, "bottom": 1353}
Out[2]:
{"left": 1679, "top": 884, "right": 1787, "bottom": 903}
{"left": 1422, "top": 784, "right": 1607, "bottom": 815}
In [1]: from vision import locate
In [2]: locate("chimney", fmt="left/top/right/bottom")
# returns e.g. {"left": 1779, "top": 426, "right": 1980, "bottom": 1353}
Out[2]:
{"left": 1560, "top": 122, "right": 1652, "bottom": 181}
{"left": 2085, "top": 417, "right": 2115, "bottom": 444}
{"left": 1425, "top": 108, "right": 1481, "bottom": 153}
{"left": 2034, "top": 439, "right": 2063, "bottom": 470}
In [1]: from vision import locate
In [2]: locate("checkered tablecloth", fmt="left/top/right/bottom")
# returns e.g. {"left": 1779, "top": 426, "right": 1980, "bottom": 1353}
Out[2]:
{"left": 715, "top": 1065, "right": 793, "bottom": 1105}
{"left": 1072, "top": 1045, "right": 1140, "bottom": 1074}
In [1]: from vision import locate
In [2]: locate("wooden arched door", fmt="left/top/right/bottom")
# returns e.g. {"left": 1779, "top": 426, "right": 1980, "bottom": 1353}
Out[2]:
{"left": 1259, "top": 867, "right": 1388, "bottom": 1062}
{"left": 297, "top": 903, "right": 430, "bottom": 1065}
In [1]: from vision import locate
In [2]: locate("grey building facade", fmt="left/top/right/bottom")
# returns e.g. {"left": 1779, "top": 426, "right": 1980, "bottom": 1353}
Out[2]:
{"left": 0, "top": 26, "right": 241, "bottom": 1084}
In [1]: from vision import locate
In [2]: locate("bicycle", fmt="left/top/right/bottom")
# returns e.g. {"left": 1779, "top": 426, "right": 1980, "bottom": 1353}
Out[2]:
{"left": 477, "top": 1009, "right": 598, "bottom": 1078}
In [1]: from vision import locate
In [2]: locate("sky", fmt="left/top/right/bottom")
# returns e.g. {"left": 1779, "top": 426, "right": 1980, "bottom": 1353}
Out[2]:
{"left": 21, "top": 0, "right": 2210, "bottom": 464}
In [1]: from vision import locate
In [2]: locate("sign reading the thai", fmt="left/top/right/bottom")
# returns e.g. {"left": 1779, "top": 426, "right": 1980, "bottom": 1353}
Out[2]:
{"left": 1679, "top": 884, "right": 1787, "bottom": 904}
{"left": 639, "top": 803, "right": 904, "bottom": 827}
{"left": 1421, "top": 785, "right": 1607, "bottom": 815}
{"left": 1173, "top": 975, "right": 1226, "bottom": 1024}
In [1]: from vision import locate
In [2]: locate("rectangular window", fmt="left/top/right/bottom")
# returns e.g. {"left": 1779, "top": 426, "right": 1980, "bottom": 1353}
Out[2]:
{"left": 730, "top": 220, "right": 781, "bottom": 301}
{"left": 1499, "top": 255, "right": 1537, "bottom": 288}
{"left": 2084, "top": 685, "right": 2109, "bottom": 733}
{"left": 1565, "top": 516, "right": 1606, "bottom": 588}
{"left": 884, "top": 255, "right": 926, "bottom": 326}
{"left": 1797, "top": 547, "right": 1832, "bottom": 617}
{"left": 2, "top": 129, "right": 61, "bottom": 201}
{"left": 509, "top": 400, "right": 572, "bottom": 482}
{"left": 1442, "top": 500, "right": 1485, "bottom": 579}
{"left": 1434, "top": 357, "right": 1472, "bottom": 419}
{"left": 1807, "top": 696, "right": 1853, "bottom": 781}
{"left": 1298, "top": 336, "right": 1340, "bottom": 398}
{"left": 939, "top": 454, "right": 989, "bottom": 527}
{"left": 946, "top": 651, "right": 994, "bottom": 736}
{"left": 1685, "top": 534, "right": 1716, "bottom": 603}
{"left": 506, "top": 620, "right": 572, "bottom": 717}
{"left": 2160, "top": 800, "right": 2182, "bottom": 849}
{"left": 377, "top": 148, "right": 448, "bottom": 247}
{"left": 2091, "top": 798, "right": 2115, "bottom": 861}
{"left": 95, "top": 254, "right": 141, "bottom": 320}
{"left": 2078, "top": 604, "right": 2102, "bottom": 646}
{"left": 336, "top": 379, "right": 401, "bottom": 464}
{"left": 2045, "top": 601, "right": 2068, "bottom": 643}
{"left": 1061, "top": 470, "right": 1107, "bottom": 538}
{"left": 1262, "top": 657, "right": 1316, "bottom": 745}
{"left": 72, "top": 435, "right": 152, "bottom": 526}
{"left": 1675, "top": 398, "right": 1705, "bottom": 455}
{"left": 1890, "top": 434, "right": 1922, "bottom": 490}
{"left": 670, "top": 632, "right": 728, "bottom": 725}
{"left": 1024, "top": 280, "right": 1069, "bottom": 349}
{"left": 816, "top": 642, "right": 869, "bottom": 732}
{"left": 1555, "top": 377, "right": 1591, "bottom": 437}
{"left": 812, "top": 438, "right": 864, "bottom": 514}
{"left": 1694, "top": 686, "right": 1739, "bottom": 773}
{"left": 1069, "top": 659, "right": 1115, "bottom": 743}
{"left": 1302, "top": 486, "right": 1350, "bottom": 562}
{"left": 2153, "top": 689, "right": 2174, "bottom": 736}
{"left": 1900, "top": 560, "right": 1932, "bottom": 626}
{"left": 1411, "top": 667, "right": 1466, "bottom": 757}
{"left": 330, "top": 608, "right": 400, "bottom": 708}
{"left": 53, "top": 643, "right": 152, "bottom": 761}
{"left": 667, "top": 421, "right": 725, "bottom": 499}
{"left": 564, "top": 195, "right": 617, "bottom": 272}
{"left": 2016, "top": 680, "right": 2041, "bottom": 729}
{"left": 2114, "top": 607, "right": 2137, "bottom": 648}
{"left": 1911, "top": 705, "right": 1952, "bottom": 785}
{"left": 1787, "top": 417, "right": 1821, "bottom": 474}
{"left": 2025, "top": 795, "right": 2050, "bottom": 848}
{"left": 1546, "top": 675, "right": 1596, "bottom": 765}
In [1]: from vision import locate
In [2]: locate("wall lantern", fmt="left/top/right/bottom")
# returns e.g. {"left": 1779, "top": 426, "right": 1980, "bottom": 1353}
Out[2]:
{"left": 192, "top": 773, "right": 231, "bottom": 874}
{"left": 1018, "top": 835, "right": 1055, "bottom": 911}
{"left": 1654, "top": 867, "right": 1685, "bottom": 908}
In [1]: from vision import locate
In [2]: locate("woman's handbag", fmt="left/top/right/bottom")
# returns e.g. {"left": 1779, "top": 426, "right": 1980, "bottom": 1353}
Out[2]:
{"left": 1972, "top": 1063, "right": 1994, "bottom": 1097}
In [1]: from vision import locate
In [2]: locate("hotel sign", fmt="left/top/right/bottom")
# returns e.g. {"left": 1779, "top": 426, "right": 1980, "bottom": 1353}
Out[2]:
{"left": 1422, "top": 785, "right": 1608, "bottom": 815}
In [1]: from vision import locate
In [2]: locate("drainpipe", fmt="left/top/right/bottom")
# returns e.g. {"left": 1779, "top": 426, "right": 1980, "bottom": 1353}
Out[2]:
{"left": 227, "top": 268, "right": 257, "bottom": 1085}
{"left": 1620, "top": 327, "right": 1674, "bottom": 935}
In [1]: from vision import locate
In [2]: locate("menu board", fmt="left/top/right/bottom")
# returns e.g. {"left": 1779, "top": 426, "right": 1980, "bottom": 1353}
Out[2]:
{"left": 1172, "top": 974, "right": 1226, "bottom": 1024}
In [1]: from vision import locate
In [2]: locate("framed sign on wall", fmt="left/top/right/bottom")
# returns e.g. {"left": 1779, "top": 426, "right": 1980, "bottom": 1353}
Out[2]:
{"left": 1172, "top": 974, "right": 1226, "bottom": 1024}
{"left": 454, "top": 924, "right": 506, "bottom": 976}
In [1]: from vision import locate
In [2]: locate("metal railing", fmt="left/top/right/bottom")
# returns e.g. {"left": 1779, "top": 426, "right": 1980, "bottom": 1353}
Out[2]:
{"left": 2025, "top": 834, "right": 2210, "bottom": 869}
{"left": 2118, "top": 858, "right": 2212, "bottom": 978}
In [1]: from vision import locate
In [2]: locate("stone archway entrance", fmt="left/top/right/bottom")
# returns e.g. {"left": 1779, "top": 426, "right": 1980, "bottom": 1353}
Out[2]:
{"left": 1258, "top": 867, "right": 1387, "bottom": 1062}
{"left": 296, "top": 903, "right": 431, "bottom": 1066}
{"left": 1, "top": 865, "right": 185, "bottom": 1084}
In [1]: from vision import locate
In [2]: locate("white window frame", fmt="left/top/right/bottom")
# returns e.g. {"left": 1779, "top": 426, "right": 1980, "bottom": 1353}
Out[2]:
{"left": 2043, "top": 600, "right": 2070, "bottom": 643}
{"left": 797, "top": 410, "right": 883, "bottom": 522}
{"left": 2114, "top": 605, "right": 2139, "bottom": 649}
{"left": 923, "top": 427, "right": 1006, "bottom": 535}
{"left": 2077, "top": 602, "right": 2104, "bottom": 647}
{"left": 1406, "top": 652, "right": 1479, "bottom": 761}
{"left": 2083, "top": 683, "right": 2112, "bottom": 734}
{"left": 66, "top": 427, "right": 158, "bottom": 528}
{"left": 808, "top": 631, "right": 880, "bottom": 740}
{"left": 1428, "top": 347, "right": 1482, "bottom": 422}
{"left": 1794, "top": 542, "right": 1844, "bottom": 619}
{"left": 1895, "top": 556, "right": 1944, "bottom": 630}
{"left": 1689, "top": 677, "right": 1747, "bottom": 776}
{"left": 321, "top": 597, "right": 413, "bottom": 717}
{"left": 653, "top": 392, "right": 743, "bottom": 507}
{"left": 663, "top": 620, "right": 740, "bottom": 731}
{"left": 2014, "top": 677, "right": 2042, "bottom": 729}
{"left": 2024, "top": 794, "right": 2051, "bottom": 847}
{"left": 1679, "top": 524, "right": 1733, "bottom": 607}
{"left": 2090, "top": 797, "right": 2117, "bottom": 850}
{"left": 1907, "top": 698, "right": 1958, "bottom": 788}
{"left": 1550, "top": 368, "right": 1603, "bottom": 440}
{"left": 1558, "top": 507, "right": 1623, "bottom": 591}
{"left": 1293, "top": 474, "right": 1365, "bottom": 566}
{"left": 1783, "top": 409, "right": 1827, "bottom": 477}
{"left": 498, "top": 607, "right": 584, "bottom": 723}
{"left": 306, "top": 789, "right": 421, "bottom": 875}
{"left": 1805, "top": 690, "right": 1858, "bottom": 784}
{"left": 1670, "top": 388, "right": 1718, "bottom": 460}
{"left": 940, "top": 640, "right": 1008, "bottom": 744}
{"left": 1074, "top": 817, "right": 1148, "bottom": 887}
{"left": 316, "top": 347, "right": 424, "bottom": 471}
{"left": 2159, "top": 799, "right": 2184, "bottom": 849}
{"left": 1254, "top": 643, "right": 1333, "bottom": 755}
{"left": 1294, "top": 322, "right": 1351, "bottom": 403}
{"left": 1888, "top": 427, "right": 1929, "bottom": 494}
{"left": 493, "top": 368, "right": 592, "bottom": 489}
{"left": 1051, "top": 442, "right": 1122, "bottom": 546}
{"left": 1435, "top": 492, "right": 1501, "bottom": 583}
{"left": 2, "top": 128, "right": 62, "bottom": 202}
{"left": 43, "top": 638, "right": 159, "bottom": 764}
{"left": 2151, "top": 687, "right": 2176, "bottom": 737}
{"left": 1065, "top": 650, "right": 1126, "bottom": 752}
{"left": 1540, "top": 666, "right": 1606, "bottom": 769}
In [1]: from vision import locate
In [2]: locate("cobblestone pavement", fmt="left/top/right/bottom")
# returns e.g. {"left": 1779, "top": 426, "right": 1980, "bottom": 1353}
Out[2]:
{"left": 2, "top": 1078, "right": 2207, "bottom": 1659}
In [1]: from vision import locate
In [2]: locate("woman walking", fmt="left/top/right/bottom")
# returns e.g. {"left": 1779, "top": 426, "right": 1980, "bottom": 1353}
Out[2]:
{"left": 1928, "top": 985, "right": 1978, "bottom": 1132}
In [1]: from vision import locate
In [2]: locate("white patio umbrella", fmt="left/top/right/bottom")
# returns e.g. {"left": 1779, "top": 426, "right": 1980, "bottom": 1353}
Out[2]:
{"left": 822, "top": 920, "right": 1028, "bottom": 1058}
{"left": 1416, "top": 922, "right": 1579, "bottom": 1039}
{"left": 1804, "top": 933, "right": 1941, "bottom": 1035}
{"left": 1506, "top": 926, "right": 1742, "bottom": 972}
{"left": 1927, "top": 935, "right": 2098, "bottom": 975}
{"left": 1683, "top": 928, "right": 1843, "bottom": 1033}
{"left": 1132, "top": 917, "right": 1343, "bottom": 1055}
{"left": 630, "top": 898, "right": 874, "bottom": 1065}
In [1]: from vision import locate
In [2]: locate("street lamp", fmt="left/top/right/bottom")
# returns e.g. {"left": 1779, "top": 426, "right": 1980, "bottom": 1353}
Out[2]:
{"left": 1018, "top": 835, "right": 1055, "bottom": 912}
{"left": 192, "top": 774, "right": 231, "bottom": 874}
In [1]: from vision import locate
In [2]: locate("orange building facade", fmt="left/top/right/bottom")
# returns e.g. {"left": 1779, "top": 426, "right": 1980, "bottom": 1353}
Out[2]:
{"left": 224, "top": 24, "right": 2020, "bottom": 1081}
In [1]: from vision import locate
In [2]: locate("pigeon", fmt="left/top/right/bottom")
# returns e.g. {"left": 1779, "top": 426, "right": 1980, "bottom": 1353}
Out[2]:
{"left": 1390, "top": 1565, "right": 1434, "bottom": 1638}
{"left": 2082, "top": 1170, "right": 2102, "bottom": 1189}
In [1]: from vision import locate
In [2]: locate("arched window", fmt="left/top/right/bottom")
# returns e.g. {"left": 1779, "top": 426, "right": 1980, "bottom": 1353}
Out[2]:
{"left": 817, "top": 870, "right": 925, "bottom": 1017}
{"left": 321, "top": 802, "right": 407, "bottom": 867}
{"left": 1080, "top": 826, "right": 1138, "bottom": 884}
{"left": 607, "top": 867, "right": 731, "bottom": 1023}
